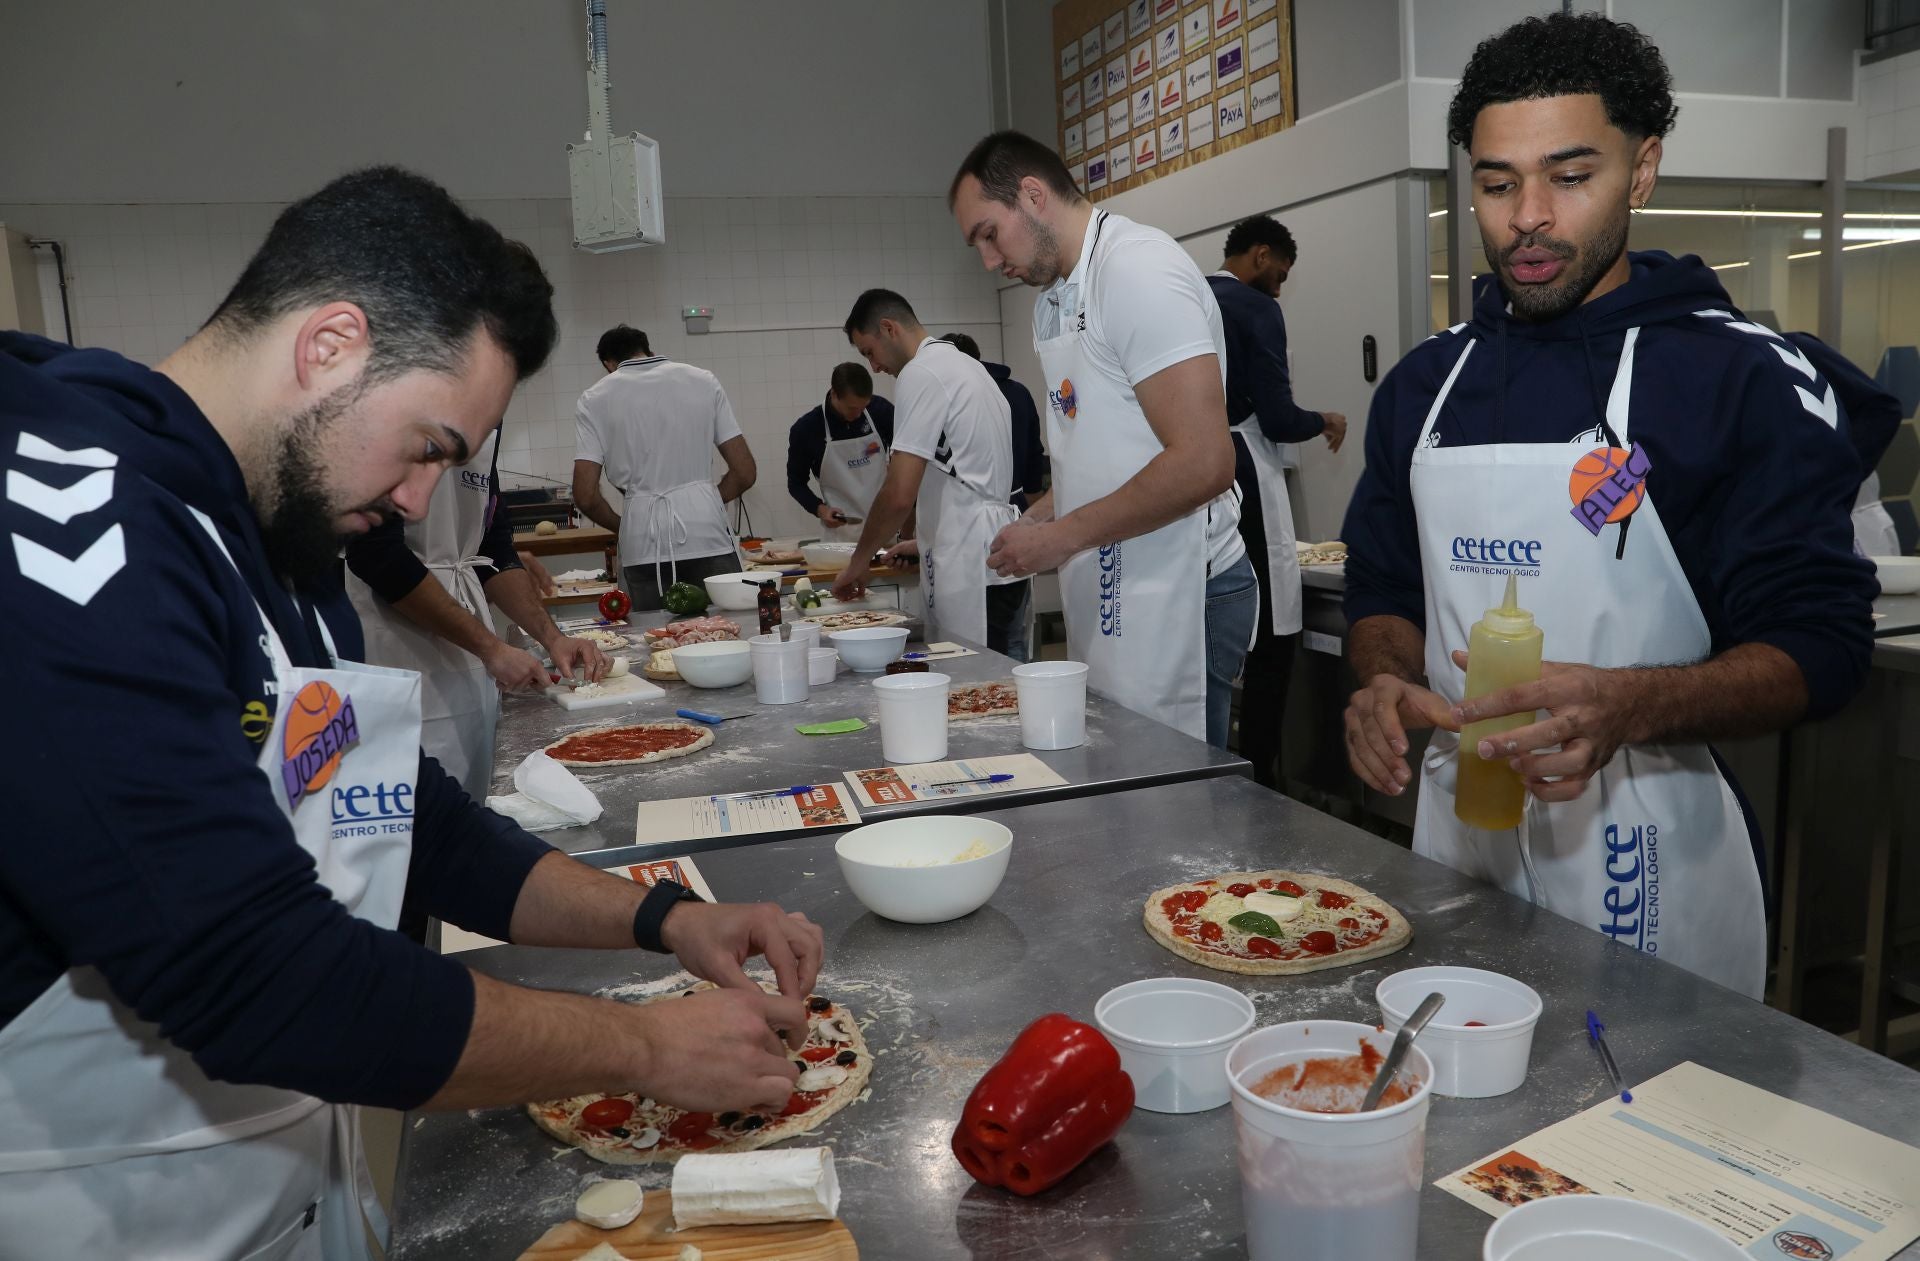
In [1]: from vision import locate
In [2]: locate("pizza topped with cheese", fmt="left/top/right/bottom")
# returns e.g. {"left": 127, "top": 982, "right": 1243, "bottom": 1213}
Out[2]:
{"left": 1143, "top": 870, "right": 1410, "bottom": 975}
{"left": 949, "top": 681, "right": 1018, "bottom": 720}
{"left": 527, "top": 983, "right": 871, "bottom": 1165}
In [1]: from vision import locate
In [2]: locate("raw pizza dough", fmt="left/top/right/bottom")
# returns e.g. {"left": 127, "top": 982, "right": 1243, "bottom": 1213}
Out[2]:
{"left": 1144, "top": 870, "right": 1411, "bottom": 976}
{"left": 805, "top": 610, "right": 909, "bottom": 630}
{"left": 528, "top": 983, "right": 872, "bottom": 1166}
{"left": 948, "top": 681, "right": 1019, "bottom": 720}
{"left": 544, "top": 721, "right": 715, "bottom": 768}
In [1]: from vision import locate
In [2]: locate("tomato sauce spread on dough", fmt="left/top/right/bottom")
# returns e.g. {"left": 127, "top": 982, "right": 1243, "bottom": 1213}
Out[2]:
{"left": 1251, "top": 1039, "right": 1419, "bottom": 1113}
{"left": 548, "top": 725, "right": 702, "bottom": 762}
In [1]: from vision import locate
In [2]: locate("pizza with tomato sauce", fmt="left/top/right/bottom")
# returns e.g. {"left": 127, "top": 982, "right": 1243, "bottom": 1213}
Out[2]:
{"left": 544, "top": 721, "right": 715, "bottom": 768}
{"left": 1144, "top": 871, "right": 1411, "bottom": 975}
{"left": 527, "top": 983, "right": 871, "bottom": 1165}
{"left": 948, "top": 681, "right": 1019, "bottom": 720}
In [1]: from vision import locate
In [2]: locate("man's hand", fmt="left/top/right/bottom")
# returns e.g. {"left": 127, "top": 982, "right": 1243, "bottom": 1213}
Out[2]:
{"left": 547, "top": 635, "right": 611, "bottom": 685}
{"left": 816, "top": 504, "right": 849, "bottom": 527}
{"left": 517, "top": 550, "right": 558, "bottom": 596}
{"left": 632, "top": 987, "right": 803, "bottom": 1113}
{"left": 831, "top": 559, "right": 871, "bottom": 603}
{"left": 1320, "top": 412, "right": 1348, "bottom": 454}
{"left": 1343, "top": 673, "right": 1460, "bottom": 795}
{"left": 485, "top": 643, "right": 550, "bottom": 692}
{"left": 661, "top": 900, "right": 825, "bottom": 1047}
{"left": 880, "top": 538, "right": 919, "bottom": 566}
{"left": 1450, "top": 652, "right": 1626, "bottom": 803}
{"left": 988, "top": 518, "right": 1076, "bottom": 578}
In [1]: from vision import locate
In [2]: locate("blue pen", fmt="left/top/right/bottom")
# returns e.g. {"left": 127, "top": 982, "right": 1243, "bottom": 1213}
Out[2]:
{"left": 677, "top": 708, "right": 753, "bottom": 724}
{"left": 715, "top": 786, "right": 812, "bottom": 801}
{"left": 928, "top": 772, "right": 1016, "bottom": 788}
{"left": 1586, "top": 1010, "right": 1632, "bottom": 1103}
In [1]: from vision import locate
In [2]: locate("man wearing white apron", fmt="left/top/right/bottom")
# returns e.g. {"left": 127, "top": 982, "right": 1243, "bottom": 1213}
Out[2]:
{"left": 948, "top": 132, "right": 1256, "bottom": 746}
{"left": 0, "top": 169, "right": 843, "bottom": 1255}
{"left": 345, "top": 428, "right": 609, "bottom": 798}
{"left": 1209, "top": 216, "right": 1349, "bottom": 785}
{"left": 786, "top": 363, "right": 894, "bottom": 541}
{"left": 573, "top": 325, "right": 757, "bottom": 611}
{"left": 832, "top": 289, "right": 1025, "bottom": 649}
{"left": 1338, "top": 14, "right": 1876, "bottom": 998}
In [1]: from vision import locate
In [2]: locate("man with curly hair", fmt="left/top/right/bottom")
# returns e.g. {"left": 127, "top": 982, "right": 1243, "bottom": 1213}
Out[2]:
{"left": 1339, "top": 12, "right": 1875, "bottom": 997}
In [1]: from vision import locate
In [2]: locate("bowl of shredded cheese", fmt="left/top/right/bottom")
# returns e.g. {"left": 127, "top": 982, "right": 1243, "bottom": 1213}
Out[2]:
{"left": 833, "top": 817, "right": 1013, "bottom": 923}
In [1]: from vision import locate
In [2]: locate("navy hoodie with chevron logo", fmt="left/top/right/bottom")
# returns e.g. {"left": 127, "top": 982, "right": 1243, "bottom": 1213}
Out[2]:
{"left": 1342, "top": 251, "right": 1876, "bottom": 724}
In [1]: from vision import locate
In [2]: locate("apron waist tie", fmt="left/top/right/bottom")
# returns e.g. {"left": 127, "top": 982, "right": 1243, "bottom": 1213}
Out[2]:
{"left": 423, "top": 554, "right": 492, "bottom": 615}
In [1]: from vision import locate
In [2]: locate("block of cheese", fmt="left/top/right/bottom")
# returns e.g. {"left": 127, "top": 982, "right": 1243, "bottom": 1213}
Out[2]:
{"left": 670, "top": 1147, "right": 840, "bottom": 1228}
{"left": 574, "top": 1178, "right": 644, "bottom": 1229}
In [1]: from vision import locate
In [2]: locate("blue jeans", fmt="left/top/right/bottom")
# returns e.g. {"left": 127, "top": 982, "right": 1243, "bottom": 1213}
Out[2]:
{"left": 1204, "top": 554, "right": 1259, "bottom": 750}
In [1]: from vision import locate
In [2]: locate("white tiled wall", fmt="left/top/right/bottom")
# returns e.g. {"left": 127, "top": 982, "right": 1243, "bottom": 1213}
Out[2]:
{"left": 1863, "top": 51, "right": 1920, "bottom": 179}
{"left": 0, "top": 194, "right": 1008, "bottom": 539}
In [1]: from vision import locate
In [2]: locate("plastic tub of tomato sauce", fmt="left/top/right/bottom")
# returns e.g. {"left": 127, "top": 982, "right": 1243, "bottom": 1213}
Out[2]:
{"left": 1376, "top": 965, "right": 1541, "bottom": 1099}
{"left": 1225, "top": 1020, "right": 1434, "bottom": 1261}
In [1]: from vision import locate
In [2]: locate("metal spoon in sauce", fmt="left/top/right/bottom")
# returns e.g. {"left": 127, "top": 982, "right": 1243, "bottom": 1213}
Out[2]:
{"left": 1362, "top": 991, "right": 1445, "bottom": 1111}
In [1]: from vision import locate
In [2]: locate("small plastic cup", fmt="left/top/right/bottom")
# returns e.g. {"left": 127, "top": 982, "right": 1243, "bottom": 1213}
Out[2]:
{"left": 1226, "top": 1020, "right": 1434, "bottom": 1261}
{"left": 807, "top": 647, "right": 839, "bottom": 686}
{"left": 1095, "top": 978, "right": 1255, "bottom": 1113}
{"left": 1012, "top": 660, "right": 1090, "bottom": 750}
{"left": 1376, "top": 966, "right": 1541, "bottom": 1099}
{"left": 872, "top": 671, "right": 950, "bottom": 764}
{"left": 748, "top": 633, "right": 810, "bottom": 705}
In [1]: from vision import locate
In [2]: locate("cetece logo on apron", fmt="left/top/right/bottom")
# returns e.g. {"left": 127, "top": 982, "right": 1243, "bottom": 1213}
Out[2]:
{"left": 280, "top": 680, "right": 360, "bottom": 810}
{"left": 1599, "top": 821, "right": 1659, "bottom": 954}
{"left": 1098, "top": 541, "right": 1123, "bottom": 635}
{"left": 1568, "top": 444, "right": 1650, "bottom": 536}
{"left": 1050, "top": 378, "right": 1079, "bottom": 420}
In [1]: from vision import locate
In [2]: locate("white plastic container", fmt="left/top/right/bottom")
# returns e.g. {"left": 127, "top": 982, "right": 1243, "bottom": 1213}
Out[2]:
{"left": 787, "top": 620, "right": 822, "bottom": 650}
{"left": 829, "top": 626, "right": 909, "bottom": 673}
{"left": 834, "top": 816, "right": 1012, "bottom": 923}
{"left": 702, "top": 571, "right": 764, "bottom": 610}
{"left": 669, "top": 640, "right": 752, "bottom": 688}
{"left": 1226, "top": 1020, "right": 1434, "bottom": 1261}
{"left": 807, "top": 647, "right": 839, "bottom": 686}
{"left": 748, "top": 633, "right": 810, "bottom": 705}
{"left": 871, "top": 672, "right": 949, "bottom": 763}
{"left": 1375, "top": 966, "right": 1541, "bottom": 1099}
{"left": 1012, "top": 660, "right": 1090, "bottom": 750}
{"left": 1483, "top": 1196, "right": 1748, "bottom": 1261}
{"left": 1094, "top": 978, "right": 1254, "bottom": 1114}
{"left": 1872, "top": 554, "right": 1920, "bottom": 594}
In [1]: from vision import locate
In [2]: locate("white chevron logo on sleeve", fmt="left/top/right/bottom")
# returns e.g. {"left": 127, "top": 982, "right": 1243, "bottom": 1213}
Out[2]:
{"left": 1795, "top": 382, "right": 1838, "bottom": 427}
{"left": 17, "top": 432, "right": 118, "bottom": 469}
{"left": 12, "top": 524, "right": 126, "bottom": 606}
{"left": 6, "top": 467, "right": 115, "bottom": 524}
{"left": 1696, "top": 313, "right": 1837, "bottom": 428}
{"left": 1769, "top": 341, "right": 1818, "bottom": 381}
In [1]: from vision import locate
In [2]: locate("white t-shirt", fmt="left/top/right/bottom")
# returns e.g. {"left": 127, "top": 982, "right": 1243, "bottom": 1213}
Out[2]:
{"left": 575, "top": 357, "right": 742, "bottom": 562}
{"left": 891, "top": 335, "right": 1015, "bottom": 520}
{"left": 1034, "top": 212, "right": 1246, "bottom": 574}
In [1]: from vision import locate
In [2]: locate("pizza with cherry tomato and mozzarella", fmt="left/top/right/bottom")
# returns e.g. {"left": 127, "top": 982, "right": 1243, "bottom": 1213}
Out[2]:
{"left": 1143, "top": 871, "right": 1411, "bottom": 975}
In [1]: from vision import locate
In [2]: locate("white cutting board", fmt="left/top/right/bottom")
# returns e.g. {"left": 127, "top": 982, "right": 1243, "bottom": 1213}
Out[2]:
{"left": 544, "top": 674, "right": 666, "bottom": 710}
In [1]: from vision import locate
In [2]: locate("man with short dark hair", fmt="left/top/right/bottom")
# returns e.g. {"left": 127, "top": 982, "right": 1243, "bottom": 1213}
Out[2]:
{"left": 832, "top": 289, "right": 1026, "bottom": 651}
{"left": 785, "top": 362, "right": 895, "bottom": 540}
{"left": 573, "top": 326, "right": 757, "bottom": 609}
{"left": 949, "top": 130, "right": 1255, "bottom": 746}
{"left": 0, "top": 167, "right": 823, "bottom": 1254}
{"left": 1339, "top": 13, "right": 1875, "bottom": 997}
{"left": 1208, "top": 215, "right": 1346, "bottom": 786}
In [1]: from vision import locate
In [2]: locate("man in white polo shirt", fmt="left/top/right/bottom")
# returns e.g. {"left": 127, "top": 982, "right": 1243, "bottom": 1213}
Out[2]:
{"left": 573, "top": 324, "right": 757, "bottom": 610}
{"left": 947, "top": 131, "right": 1257, "bottom": 747}
{"left": 830, "top": 289, "right": 1026, "bottom": 650}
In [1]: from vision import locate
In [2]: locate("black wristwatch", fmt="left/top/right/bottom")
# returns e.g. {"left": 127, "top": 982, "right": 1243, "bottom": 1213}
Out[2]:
{"left": 632, "top": 879, "right": 703, "bottom": 953}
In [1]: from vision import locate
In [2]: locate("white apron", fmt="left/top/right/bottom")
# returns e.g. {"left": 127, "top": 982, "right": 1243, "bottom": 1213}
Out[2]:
{"left": 1234, "top": 418, "right": 1303, "bottom": 636}
{"left": 1852, "top": 472, "right": 1901, "bottom": 557}
{"left": 623, "top": 479, "right": 735, "bottom": 597}
{"left": 346, "top": 429, "right": 499, "bottom": 798}
{"left": 816, "top": 400, "right": 890, "bottom": 542}
{"left": 0, "top": 507, "right": 421, "bottom": 1257}
{"left": 920, "top": 459, "right": 1020, "bottom": 646}
{"left": 1036, "top": 212, "right": 1209, "bottom": 739}
{"left": 1408, "top": 329, "right": 1767, "bottom": 998}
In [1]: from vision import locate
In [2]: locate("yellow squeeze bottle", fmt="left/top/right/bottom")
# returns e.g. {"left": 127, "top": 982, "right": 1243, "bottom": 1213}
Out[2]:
{"left": 1454, "top": 574, "right": 1543, "bottom": 830}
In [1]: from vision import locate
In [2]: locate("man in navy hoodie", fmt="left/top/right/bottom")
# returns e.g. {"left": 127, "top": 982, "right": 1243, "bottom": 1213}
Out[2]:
{"left": 1340, "top": 13, "right": 1875, "bottom": 998}
{"left": 0, "top": 168, "right": 822, "bottom": 1255}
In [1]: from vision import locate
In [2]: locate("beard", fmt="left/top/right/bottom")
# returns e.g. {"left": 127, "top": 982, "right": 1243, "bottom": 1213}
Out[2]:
{"left": 1015, "top": 209, "right": 1064, "bottom": 288}
{"left": 1495, "top": 208, "right": 1629, "bottom": 322}
{"left": 257, "top": 385, "right": 392, "bottom": 582}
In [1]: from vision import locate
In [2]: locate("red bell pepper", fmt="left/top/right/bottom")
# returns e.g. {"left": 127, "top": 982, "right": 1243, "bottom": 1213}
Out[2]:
{"left": 598, "top": 589, "right": 631, "bottom": 622}
{"left": 952, "top": 1013, "right": 1134, "bottom": 1196}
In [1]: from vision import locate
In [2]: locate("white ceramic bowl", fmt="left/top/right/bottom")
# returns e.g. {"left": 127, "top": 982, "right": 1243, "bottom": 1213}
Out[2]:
{"left": 670, "top": 640, "right": 753, "bottom": 688}
{"left": 808, "top": 647, "right": 839, "bottom": 686}
{"left": 1872, "top": 554, "right": 1920, "bottom": 595}
{"left": 1376, "top": 966, "right": 1542, "bottom": 1098}
{"left": 827, "top": 626, "right": 909, "bottom": 672}
{"left": 703, "top": 571, "right": 767, "bottom": 611}
{"left": 834, "top": 816, "right": 1012, "bottom": 923}
{"left": 802, "top": 540, "right": 859, "bottom": 571}
{"left": 1095, "top": 978, "right": 1255, "bottom": 1114}
{"left": 1483, "top": 1196, "right": 1748, "bottom": 1261}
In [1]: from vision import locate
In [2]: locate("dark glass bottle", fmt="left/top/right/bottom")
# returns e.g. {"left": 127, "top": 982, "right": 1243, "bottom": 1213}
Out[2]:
{"left": 757, "top": 580, "right": 782, "bottom": 636}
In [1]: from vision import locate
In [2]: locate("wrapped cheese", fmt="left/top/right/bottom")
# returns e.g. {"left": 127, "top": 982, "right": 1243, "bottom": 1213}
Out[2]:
{"left": 670, "top": 1147, "right": 840, "bottom": 1228}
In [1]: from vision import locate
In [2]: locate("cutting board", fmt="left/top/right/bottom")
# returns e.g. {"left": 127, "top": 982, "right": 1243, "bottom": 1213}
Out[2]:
{"left": 517, "top": 1197, "right": 857, "bottom": 1260}
{"left": 545, "top": 674, "right": 667, "bottom": 710}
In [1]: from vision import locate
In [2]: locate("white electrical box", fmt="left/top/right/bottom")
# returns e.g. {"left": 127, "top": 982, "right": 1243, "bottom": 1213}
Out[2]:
{"left": 567, "top": 131, "right": 665, "bottom": 253}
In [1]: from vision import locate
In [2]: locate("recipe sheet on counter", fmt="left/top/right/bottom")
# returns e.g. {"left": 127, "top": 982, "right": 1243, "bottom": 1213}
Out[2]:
{"left": 632, "top": 783, "right": 863, "bottom": 846}
{"left": 841, "top": 753, "right": 1065, "bottom": 809}
{"left": 1437, "top": 1062, "right": 1920, "bottom": 1259}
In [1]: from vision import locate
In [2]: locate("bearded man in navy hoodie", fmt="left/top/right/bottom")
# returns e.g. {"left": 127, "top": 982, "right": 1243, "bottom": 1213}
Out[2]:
{"left": 1340, "top": 13, "right": 1876, "bottom": 999}
{"left": 0, "top": 169, "right": 822, "bottom": 1256}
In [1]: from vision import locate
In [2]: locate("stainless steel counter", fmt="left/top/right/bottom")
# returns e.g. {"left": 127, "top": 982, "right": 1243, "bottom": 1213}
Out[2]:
{"left": 496, "top": 609, "right": 1247, "bottom": 858}
{"left": 389, "top": 776, "right": 1920, "bottom": 1260}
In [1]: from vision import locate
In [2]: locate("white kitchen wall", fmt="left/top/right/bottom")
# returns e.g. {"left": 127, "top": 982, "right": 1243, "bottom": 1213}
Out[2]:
{"left": 0, "top": 193, "right": 1005, "bottom": 540}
